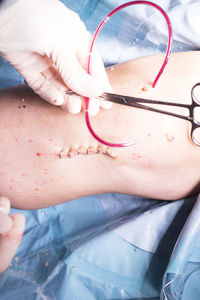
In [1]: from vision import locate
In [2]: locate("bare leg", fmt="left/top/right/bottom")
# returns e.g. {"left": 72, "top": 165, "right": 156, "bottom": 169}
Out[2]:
{"left": 0, "top": 51, "right": 200, "bottom": 209}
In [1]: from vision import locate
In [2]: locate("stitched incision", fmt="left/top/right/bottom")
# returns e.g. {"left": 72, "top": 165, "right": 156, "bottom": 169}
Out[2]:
{"left": 59, "top": 145, "right": 118, "bottom": 159}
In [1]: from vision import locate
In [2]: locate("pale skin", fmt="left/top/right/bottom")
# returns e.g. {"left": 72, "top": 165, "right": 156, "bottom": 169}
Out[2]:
{"left": 0, "top": 51, "right": 200, "bottom": 273}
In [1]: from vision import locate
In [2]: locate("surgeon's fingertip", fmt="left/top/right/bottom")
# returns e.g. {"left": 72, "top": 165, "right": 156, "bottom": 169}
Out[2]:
{"left": 0, "top": 213, "right": 12, "bottom": 234}
{"left": 0, "top": 197, "right": 10, "bottom": 215}
{"left": 88, "top": 98, "right": 100, "bottom": 116}
{"left": 66, "top": 95, "right": 82, "bottom": 114}
{"left": 100, "top": 99, "right": 113, "bottom": 109}
{"left": 37, "top": 88, "right": 64, "bottom": 106}
{"left": 11, "top": 213, "right": 25, "bottom": 234}
{"left": 82, "top": 77, "right": 103, "bottom": 99}
{"left": 99, "top": 82, "right": 113, "bottom": 109}
{"left": 50, "top": 94, "right": 64, "bottom": 106}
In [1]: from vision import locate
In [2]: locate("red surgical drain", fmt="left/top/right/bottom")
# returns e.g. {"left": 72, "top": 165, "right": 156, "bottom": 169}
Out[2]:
{"left": 84, "top": 1, "right": 172, "bottom": 148}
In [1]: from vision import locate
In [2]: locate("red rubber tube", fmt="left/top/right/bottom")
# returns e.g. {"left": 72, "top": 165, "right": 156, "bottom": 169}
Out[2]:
{"left": 85, "top": 1, "right": 173, "bottom": 148}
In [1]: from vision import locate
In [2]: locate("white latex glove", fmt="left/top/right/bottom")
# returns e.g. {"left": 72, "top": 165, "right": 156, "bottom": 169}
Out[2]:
{"left": 0, "top": 197, "right": 25, "bottom": 274}
{"left": 0, "top": 0, "right": 112, "bottom": 115}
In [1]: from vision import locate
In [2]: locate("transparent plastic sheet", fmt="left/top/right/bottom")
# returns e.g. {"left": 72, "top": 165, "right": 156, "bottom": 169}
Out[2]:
{"left": 161, "top": 195, "right": 200, "bottom": 300}
{"left": 0, "top": 194, "right": 196, "bottom": 300}
{"left": 65, "top": 0, "right": 200, "bottom": 66}
{"left": 0, "top": 0, "right": 200, "bottom": 299}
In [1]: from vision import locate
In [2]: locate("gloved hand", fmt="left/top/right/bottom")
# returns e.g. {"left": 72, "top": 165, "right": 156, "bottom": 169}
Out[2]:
{"left": 0, "top": 0, "right": 112, "bottom": 115}
{"left": 0, "top": 197, "right": 25, "bottom": 274}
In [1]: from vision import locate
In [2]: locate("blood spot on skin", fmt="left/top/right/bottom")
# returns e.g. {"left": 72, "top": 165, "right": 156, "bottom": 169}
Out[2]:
{"left": 9, "top": 186, "right": 12, "bottom": 191}
{"left": 141, "top": 86, "right": 148, "bottom": 92}
{"left": 132, "top": 152, "right": 137, "bottom": 160}
{"left": 28, "top": 139, "right": 33, "bottom": 143}
{"left": 53, "top": 100, "right": 57, "bottom": 104}
{"left": 48, "top": 138, "right": 53, "bottom": 142}
{"left": 36, "top": 152, "right": 41, "bottom": 157}
{"left": 144, "top": 164, "right": 153, "bottom": 169}
{"left": 35, "top": 188, "right": 39, "bottom": 191}
{"left": 147, "top": 133, "right": 151, "bottom": 137}
{"left": 21, "top": 173, "right": 25, "bottom": 176}
{"left": 15, "top": 137, "right": 18, "bottom": 142}
{"left": 132, "top": 153, "right": 143, "bottom": 160}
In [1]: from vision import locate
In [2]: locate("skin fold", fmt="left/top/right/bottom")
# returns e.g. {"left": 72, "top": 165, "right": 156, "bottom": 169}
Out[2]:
{"left": 0, "top": 51, "right": 199, "bottom": 209}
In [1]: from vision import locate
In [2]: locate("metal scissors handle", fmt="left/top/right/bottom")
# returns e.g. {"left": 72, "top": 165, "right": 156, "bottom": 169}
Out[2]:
{"left": 66, "top": 83, "right": 200, "bottom": 146}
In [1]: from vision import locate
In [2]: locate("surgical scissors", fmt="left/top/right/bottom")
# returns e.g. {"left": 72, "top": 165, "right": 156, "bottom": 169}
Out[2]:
{"left": 66, "top": 83, "right": 200, "bottom": 147}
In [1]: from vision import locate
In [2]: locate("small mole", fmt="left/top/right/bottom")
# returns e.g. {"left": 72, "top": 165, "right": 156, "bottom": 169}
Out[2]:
{"left": 132, "top": 152, "right": 136, "bottom": 159}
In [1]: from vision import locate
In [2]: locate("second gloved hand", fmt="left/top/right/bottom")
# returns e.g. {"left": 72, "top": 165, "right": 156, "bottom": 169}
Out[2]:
{"left": 0, "top": 0, "right": 112, "bottom": 115}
